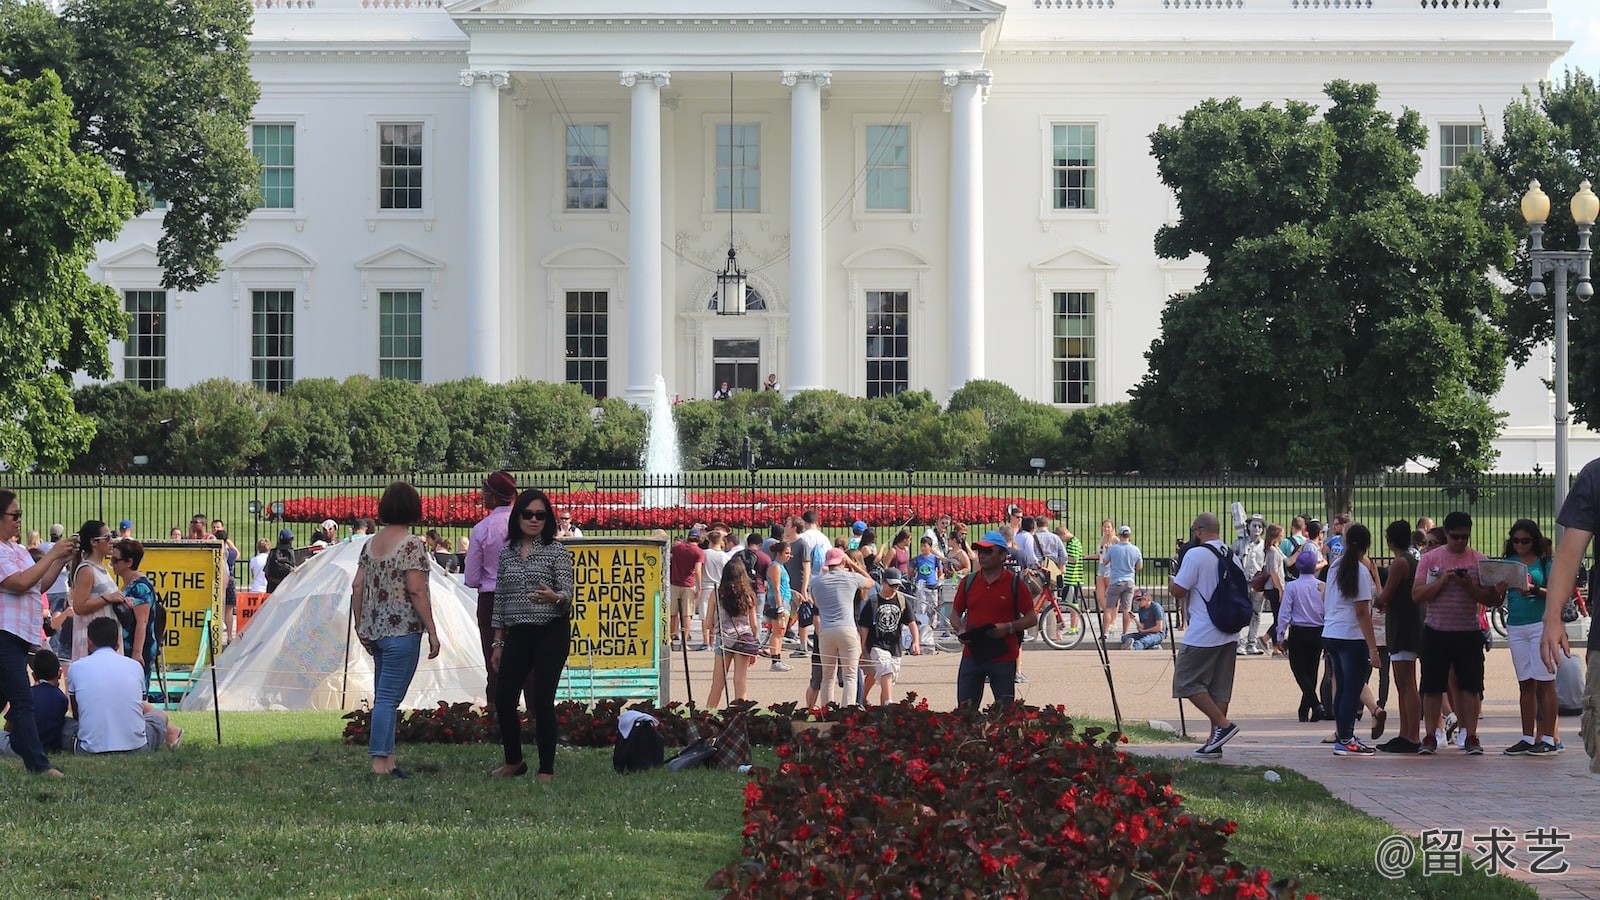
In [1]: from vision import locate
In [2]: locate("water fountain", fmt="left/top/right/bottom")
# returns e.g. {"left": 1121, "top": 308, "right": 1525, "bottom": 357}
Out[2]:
{"left": 641, "top": 374, "right": 683, "bottom": 509}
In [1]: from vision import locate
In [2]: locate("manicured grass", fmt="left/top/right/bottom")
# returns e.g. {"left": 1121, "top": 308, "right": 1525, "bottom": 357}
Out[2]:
{"left": 1134, "top": 756, "right": 1538, "bottom": 899}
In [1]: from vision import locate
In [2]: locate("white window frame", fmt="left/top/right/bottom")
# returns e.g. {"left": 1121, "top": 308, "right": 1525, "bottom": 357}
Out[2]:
{"left": 122, "top": 288, "right": 168, "bottom": 390}
{"left": 843, "top": 250, "right": 931, "bottom": 397}
{"left": 250, "top": 120, "right": 300, "bottom": 214}
{"left": 250, "top": 288, "right": 297, "bottom": 394}
{"left": 1031, "top": 248, "right": 1117, "bottom": 407}
{"left": 1038, "top": 117, "right": 1108, "bottom": 228}
{"left": 563, "top": 288, "right": 611, "bottom": 400}
{"left": 366, "top": 115, "right": 435, "bottom": 226}
{"left": 864, "top": 289, "right": 912, "bottom": 399}
{"left": 701, "top": 113, "right": 773, "bottom": 230}
{"left": 551, "top": 114, "right": 621, "bottom": 229}
{"left": 1435, "top": 119, "right": 1485, "bottom": 195}
{"left": 1048, "top": 289, "right": 1098, "bottom": 407}
{"left": 377, "top": 289, "right": 424, "bottom": 383}
{"left": 542, "top": 246, "right": 626, "bottom": 390}
{"left": 851, "top": 115, "right": 922, "bottom": 229}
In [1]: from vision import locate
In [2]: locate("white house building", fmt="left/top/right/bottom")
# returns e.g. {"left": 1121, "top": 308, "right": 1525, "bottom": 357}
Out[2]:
{"left": 95, "top": 0, "right": 1598, "bottom": 471}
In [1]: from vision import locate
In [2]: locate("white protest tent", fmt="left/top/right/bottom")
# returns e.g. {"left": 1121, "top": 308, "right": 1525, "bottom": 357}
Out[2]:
{"left": 181, "top": 538, "right": 485, "bottom": 711}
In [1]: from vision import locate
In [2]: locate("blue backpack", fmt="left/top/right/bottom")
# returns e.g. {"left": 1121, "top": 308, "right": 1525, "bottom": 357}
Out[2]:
{"left": 1199, "top": 545, "right": 1252, "bottom": 634}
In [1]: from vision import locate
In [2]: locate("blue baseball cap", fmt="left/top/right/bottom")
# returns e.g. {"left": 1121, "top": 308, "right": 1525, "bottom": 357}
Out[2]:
{"left": 279, "top": 528, "right": 295, "bottom": 542}
{"left": 973, "top": 530, "right": 1012, "bottom": 555}
{"left": 852, "top": 520, "right": 867, "bottom": 533}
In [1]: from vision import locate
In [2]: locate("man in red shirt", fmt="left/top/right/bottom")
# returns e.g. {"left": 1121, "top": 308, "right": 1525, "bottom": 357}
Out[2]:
{"left": 669, "top": 529, "right": 706, "bottom": 650}
{"left": 1412, "top": 510, "right": 1495, "bottom": 755}
{"left": 952, "top": 530, "right": 1038, "bottom": 708}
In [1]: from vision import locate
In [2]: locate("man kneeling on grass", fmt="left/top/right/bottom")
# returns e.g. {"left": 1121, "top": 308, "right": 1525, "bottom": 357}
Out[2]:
{"left": 67, "top": 618, "right": 182, "bottom": 754}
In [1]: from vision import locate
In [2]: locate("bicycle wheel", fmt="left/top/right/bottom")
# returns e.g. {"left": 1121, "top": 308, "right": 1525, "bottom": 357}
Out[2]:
{"left": 1489, "top": 604, "right": 1508, "bottom": 638}
{"left": 1038, "top": 597, "right": 1086, "bottom": 650}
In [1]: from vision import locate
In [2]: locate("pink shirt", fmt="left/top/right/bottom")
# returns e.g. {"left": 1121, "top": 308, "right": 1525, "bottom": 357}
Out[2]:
{"left": 465, "top": 506, "right": 512, "bottom": 593}
{"left": 0, "top": 541, "right": 46, "bottom": 646}
{"left": 1414, "top": 545, "right": 1488, "bottom": 632}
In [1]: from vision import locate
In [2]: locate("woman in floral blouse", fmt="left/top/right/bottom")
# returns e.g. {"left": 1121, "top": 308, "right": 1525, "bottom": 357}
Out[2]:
{"left": 489, "top": 488, "right": 575, "bottom": 780}
{"left": 350, "top": 482, "right": 440, "bottom": 778}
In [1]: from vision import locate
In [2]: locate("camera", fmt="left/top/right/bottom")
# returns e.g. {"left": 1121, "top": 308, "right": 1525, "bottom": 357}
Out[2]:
{"left": 1452, "top": 568, "right": 1469, "bottom": 577}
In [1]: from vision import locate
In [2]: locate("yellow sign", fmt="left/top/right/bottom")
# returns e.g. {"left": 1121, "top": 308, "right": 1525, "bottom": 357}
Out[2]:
{"left": 138, "top": 542, "right": 225, "bottom": 667}
{"left": 566, "top": 538, "right": 664, "bottom": 669}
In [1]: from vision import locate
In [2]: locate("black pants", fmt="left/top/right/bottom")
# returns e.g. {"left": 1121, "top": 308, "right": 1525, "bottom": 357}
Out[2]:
{"left": 478, "top": 592, "right": 534, "bottom": 712}
{"left": 1263, "top": 588, "right": 1282, "bottom": 643}
{"left": 1284, "top": 624, "right": 1325, "bottom": 716}
{"left": 495, "top": 621, "right": 571, "bottom": 775}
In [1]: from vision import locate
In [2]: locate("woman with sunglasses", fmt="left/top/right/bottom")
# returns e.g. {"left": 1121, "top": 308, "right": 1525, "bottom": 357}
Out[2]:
{"left": 109, "top": 539, "right": 159, "bottom": 688}
{"left": 1496, "top": 519, "right": 1560, "bottom": 756}
{"left": 0, "top": 490, "right": 77, "bottom": 776}
{"left": 489, "top": 488, "right": 574, "bottom": 780}
{"left": 67, "top": 520, "right": 132, "bottom": 662}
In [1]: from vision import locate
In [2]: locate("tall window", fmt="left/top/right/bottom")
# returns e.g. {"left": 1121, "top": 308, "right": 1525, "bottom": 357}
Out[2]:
{"left": 865, "top": 290, "right": 909, "bottom": 399}
{"left": 379, "top": 123, "right": 424, "bottom": 210}
{"left": 251, "top": 290, "right": 295, "bottom": 394}
{"left": 1051, "top": 124, "right": 1097, "bottom": 211}
{"left": 565, "top": 124, "right": 609, "bottom": 210}
{"left": 713, "top": 339, "right": 760, "bottom": 393}
{"left": 1052, "top": 291, "right": 1096, "bottom": 404}
{"left": 865, "top": 124, "right": 910, "bottom": 212}
{"left": 1439, "top": 124, "right": 1484, "bottom": 191}
{"left": 378, "top": 290, "right": 423, "bottom": 383}
{"left": 123, "top": 290, "right": 166, "bottom": 389}
{"left": 565, "top": 290, "right": 608, "bottom": 399}
{"left": 715, "top": 123, "right": 760, "bottom": 211}
{"left": 252, "top": 123, "right": 295, "bottom": 209}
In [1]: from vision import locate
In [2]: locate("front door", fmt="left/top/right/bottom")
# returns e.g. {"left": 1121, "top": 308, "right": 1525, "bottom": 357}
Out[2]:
{"left": 712, "top": 338, "right": 760, "bottom": 393}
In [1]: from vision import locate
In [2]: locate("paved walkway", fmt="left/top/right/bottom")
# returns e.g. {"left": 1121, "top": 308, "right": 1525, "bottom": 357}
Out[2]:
{"left": 657, "top": 635, "right": 1598, "bottom": 898}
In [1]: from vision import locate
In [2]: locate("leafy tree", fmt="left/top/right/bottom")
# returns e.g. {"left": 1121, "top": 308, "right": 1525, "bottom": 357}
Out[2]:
{"left": 0, "top": 71, "right": 134, "bottom": 471}
{"left": 990, "top": 402, "right": 1069, "bottom": 474}
{"left": 1461, "top": 70, "right": 1600, "bottom": 428}
{"left": 582, "top": 396, "right": 645, "bottom": 469}
{"left": 68, "top": 382, "right": 186, "bottom": 473}
{"left": 429, "top": 378, "right": 511, "bottom": 472}
{"left": 165, "top": 379, "right": 269, "bottom": 475}
{"left": 1, "top": 0, "right": 259, "bottom": 291}
{"left": 1137, "top": 81, "right": 1511, "bottom": 514}
{"left": 1063, "top": 403, "right": 1143, "bottom": 474}
{"left": 506, "top": 381, "right": 595, "bottom": 469}
{"left": 347, "top": 378, "right": 448, "bottom": 474}
{"left": 772, "top": 391, "right": 872, "bottom": 469}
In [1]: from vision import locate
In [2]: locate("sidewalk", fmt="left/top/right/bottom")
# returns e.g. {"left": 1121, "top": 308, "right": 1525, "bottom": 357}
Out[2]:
{"left": 658, "top": 637, "right": 1598, "bottom": 899}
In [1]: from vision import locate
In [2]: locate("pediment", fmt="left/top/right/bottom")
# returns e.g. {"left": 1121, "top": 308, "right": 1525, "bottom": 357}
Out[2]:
{"left": 99, "top": 243, "right": 162, "bottom": 270}
{"left": 1029, "top": 245, "right": 1118, "bottom": 271}
{"left": 543, "top": 245, "right": 628, "bottom": 268}
{"left": 227, "top": 243, "right": 317, "bottom": 269}
{"left": 448, "top": 0, "right": 1003, "bottom": 22}
{"left": 841, "top": 245, "right": 931, "bottom": 270}
{"left": 355, "top": 245, "right": 444, "bottom": 271}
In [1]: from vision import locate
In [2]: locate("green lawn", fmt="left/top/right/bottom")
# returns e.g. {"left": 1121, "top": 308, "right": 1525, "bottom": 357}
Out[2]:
{"left": 0, "top": 711, "right": 1534, "bottom": 898}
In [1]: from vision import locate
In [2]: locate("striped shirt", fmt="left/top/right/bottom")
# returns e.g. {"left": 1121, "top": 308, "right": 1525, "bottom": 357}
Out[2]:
{"left": 492, "top": 539, "right": 576, "bottom": 628}
{"left": 0, "top": 541, "right": 46, "bottom": 646}
{"left": 1063, "top": 536, "right": 1086, "bottom": 586}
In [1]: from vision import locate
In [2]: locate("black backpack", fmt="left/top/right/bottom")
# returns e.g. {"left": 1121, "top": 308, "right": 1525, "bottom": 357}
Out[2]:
{"left": 264, "top": 546, "right": 295, "bottom": 587}
{"left": 613, "top": 720, "right": 665, "bottom": 773}
{"left": 1199, "top": 545, "right": 1253, "bottom": 634}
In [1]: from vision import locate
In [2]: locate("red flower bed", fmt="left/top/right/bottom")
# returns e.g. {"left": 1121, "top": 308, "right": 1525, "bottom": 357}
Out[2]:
{"left": 279, "top": 489, "right": 1053, "bottom": 531}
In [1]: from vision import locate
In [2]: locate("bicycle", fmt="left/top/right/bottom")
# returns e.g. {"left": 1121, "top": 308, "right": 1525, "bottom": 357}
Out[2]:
{"left": 1035, "top": 578, "right": 1088, "bottom": 650}
{"left": 1486, "top": 564, "right": 1589, "bottom": 638}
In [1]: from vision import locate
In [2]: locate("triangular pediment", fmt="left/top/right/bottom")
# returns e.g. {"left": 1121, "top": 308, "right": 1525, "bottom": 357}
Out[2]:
{"left": 227, "top": 243, "right": 317, "bottom": 270}
{"left": 449, "top": 0, "right": 1003, "bottom": 22}
{"left": 355, "top": 245, "right": 443, "bottom": 271}
{"left": 99, "top": 243, "right": 161, "bottom": 270}
{"left": 1029, "top": 245, "right": 1118, "bottom": 271}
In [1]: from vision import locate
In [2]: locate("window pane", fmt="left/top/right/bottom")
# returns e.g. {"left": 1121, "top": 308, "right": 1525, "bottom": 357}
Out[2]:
{"left": 1438, "top": 123, "right": 1484, "bottom": 192}
{"left": 122, "top": 290, "right": 167, "bottom": 389}
{"left": 565, "top": 291, "right": 609, "bottom": 398}
{"left": 715, "top": 123, "right": 760, "bottom": 211}
{"left": 378, "top": 290, "right": 423, "bottom": 383}
{"left": 565, "top": 124, "right": 609, "bottom": 211}
{"left": 864, "top": 290, "right": 910, "bottom": 399}
{"left": 1051, "top": 291, "right": 1096, "bottom": 404}
{"left": 253, "top": 124, "right": 295, "bottom": 210}
{"left": 251, "top": 290, "right": 295, "bottom": 393}
{"left": 1050, "top": 123, "right": 1098, "bottom": 211}
{"left": 379, "top": 122, "right": 424, "bottom": 210}
{"left": 865, "top": 125, "right": 910, "bottom": 212}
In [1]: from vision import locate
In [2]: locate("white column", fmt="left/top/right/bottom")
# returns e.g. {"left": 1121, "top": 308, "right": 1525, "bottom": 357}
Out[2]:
{"left": 462, "top": 68, "right": 509, "bottom": 381}
{"left": 945, "top": 69, "right": 990, "bottom": 397}
{"left": 621, "top": 71, "right": 670, "bottom": 406}
{"left": 783, "top": 70, "right": 829, "bottom": 395}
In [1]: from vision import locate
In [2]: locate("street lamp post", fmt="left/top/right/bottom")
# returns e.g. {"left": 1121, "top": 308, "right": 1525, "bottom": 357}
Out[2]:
{"left": 1520, "top": 178, "right": 1598, "bottom": 521}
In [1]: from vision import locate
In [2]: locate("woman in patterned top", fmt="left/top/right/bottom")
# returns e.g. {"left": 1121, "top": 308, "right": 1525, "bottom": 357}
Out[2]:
{"left": 489, "top": 488, "right": 575, "bottom": 780}
{"left": 350, "top": 482, "right": 441, "bottom": 779}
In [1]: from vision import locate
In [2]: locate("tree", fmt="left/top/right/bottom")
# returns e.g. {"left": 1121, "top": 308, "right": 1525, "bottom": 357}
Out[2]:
{"left": 429, "top": 378, "right": 511, "bottom": 472}
{"left": 0, "top": 70, "right": 133, "bottom": 471}
{"left": 346, "top": 378, "right": 449, "bottom": 474}
{"left": 166, "top": 379, "right": 268, "bottom": 475}
{"left": 506, "top": 381, "right": 596, "bottom": 470}
{"left": 1135, "top": 81, "right": 1512, "bottom": 514}
{"left": 1459, "top": 70, "right": 1600, "bottom": 429}
{"left": 1, "top": 0, "right": 259, "bottom": 291}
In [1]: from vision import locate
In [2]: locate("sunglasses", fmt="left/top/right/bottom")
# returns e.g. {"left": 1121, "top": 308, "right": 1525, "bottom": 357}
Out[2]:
{"left": 1, "top": 510, "right": 19, "bottom": 520}
{"left": 1447, "top": 532, "right": 1470, "bottom": 542}
{"left": 519, "top": 510, "right": 548, "bottom": 521}
{"left": 1511, "top": 537, "right": 1533, "bottom": 545}
{"left": 976, "top": 545, "right": 1003, "bottom": 554}
{"left": 92, "top": 534, "right": 112, "bottom": 542}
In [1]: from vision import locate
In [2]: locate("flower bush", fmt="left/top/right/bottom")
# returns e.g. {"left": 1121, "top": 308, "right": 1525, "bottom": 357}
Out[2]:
{"left": 280, "top": 489, "right": 1053, "bottom": 531}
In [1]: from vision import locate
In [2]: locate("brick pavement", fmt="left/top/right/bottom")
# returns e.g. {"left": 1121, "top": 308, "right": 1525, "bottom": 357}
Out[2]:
{"left": 660, "top": 636, "right": 1598, "bottom": 898}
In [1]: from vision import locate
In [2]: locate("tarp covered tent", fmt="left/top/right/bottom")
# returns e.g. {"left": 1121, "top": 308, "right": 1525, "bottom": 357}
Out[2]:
{"left": 181, "top": 539, "right": 485, "bottom": 711}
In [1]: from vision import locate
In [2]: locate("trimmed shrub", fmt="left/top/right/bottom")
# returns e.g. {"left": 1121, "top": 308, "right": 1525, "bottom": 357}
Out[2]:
{"left": 346, "top": 377, "right": 449, "bottom": 474}
{"left": 165, "top": 379, "right": 269, "bottom": 475}
{"left": 429, "top": 378, "right": 511, "bottom": 471}
{"left": 507, "top": 380, "right": 595, "bottom": 469}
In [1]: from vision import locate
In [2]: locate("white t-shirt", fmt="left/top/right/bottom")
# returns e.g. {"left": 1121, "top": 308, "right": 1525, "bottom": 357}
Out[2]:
{"left": 67, "top": 646, "right": 149, "bottom": 753}
{"left": 702, "top": 547, "right": 730, "bottom": 592}
{"left": 1321, "top": 560, "right": 1376, "bottom": 642}
{"left": 795, "top": 530, "right": 832, "bottom": 589}
{"left": 248, "top": 552, "right": 269, "bottom": 592}
{"left": 1172, "top": 539, "right": 1238, "bottom": 648}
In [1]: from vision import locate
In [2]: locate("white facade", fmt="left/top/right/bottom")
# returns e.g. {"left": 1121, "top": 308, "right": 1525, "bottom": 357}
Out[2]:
{"left": 95, "top": 0, "right": 1599, "bottom": 470}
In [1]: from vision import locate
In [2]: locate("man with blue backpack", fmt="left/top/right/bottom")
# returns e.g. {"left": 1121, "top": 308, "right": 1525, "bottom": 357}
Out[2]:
{"left": 1169, "top": 512, "right": 1252, "bottom": 760}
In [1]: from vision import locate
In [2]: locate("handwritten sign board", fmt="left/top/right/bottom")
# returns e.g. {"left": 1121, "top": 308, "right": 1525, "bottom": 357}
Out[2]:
{"left": 559, "top": 537, "right": 665, "bottom": 702}
{"left": 138, "top": 542, "right": 225, "bottom": 667}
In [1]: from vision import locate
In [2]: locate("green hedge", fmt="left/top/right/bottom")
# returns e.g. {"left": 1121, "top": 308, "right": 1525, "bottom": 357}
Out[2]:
{"left": 63, "top": 378, "right": 1158, "bottom": 475}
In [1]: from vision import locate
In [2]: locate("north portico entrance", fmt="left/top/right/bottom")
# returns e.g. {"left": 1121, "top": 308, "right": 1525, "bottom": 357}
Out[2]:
{"left": 446, "top": 0, "right": 1002, "bottom": 404}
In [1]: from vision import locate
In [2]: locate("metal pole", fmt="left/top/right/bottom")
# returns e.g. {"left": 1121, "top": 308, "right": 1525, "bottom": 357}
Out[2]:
{"left": 1554, "top": 261, "right": 1568, "bottom": 521}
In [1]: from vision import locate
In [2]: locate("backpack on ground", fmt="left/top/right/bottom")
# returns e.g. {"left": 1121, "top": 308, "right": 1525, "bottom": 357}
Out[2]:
{"left": 613, "top": 719, "right": 665, "bottom": 773}
{"left": 1199, "top": 545, "right": 1253, "bottom": 634}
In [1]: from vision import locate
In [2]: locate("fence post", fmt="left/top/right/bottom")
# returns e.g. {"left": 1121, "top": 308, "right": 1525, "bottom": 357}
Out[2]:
{"left": 96, "top": 466, "right": 106, "bottom": 523}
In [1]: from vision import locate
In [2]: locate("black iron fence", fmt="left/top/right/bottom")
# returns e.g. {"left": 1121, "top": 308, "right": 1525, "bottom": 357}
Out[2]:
{"left": 4, "top": 470, "right": 1582, "bottom": 589}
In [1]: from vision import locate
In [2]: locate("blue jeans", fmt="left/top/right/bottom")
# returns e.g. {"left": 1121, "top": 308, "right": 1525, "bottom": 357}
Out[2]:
{"left": 0, "top": 631, "right": 53, "bottom": 772}
{"left": 369, "top": 632, "right": 422, "bottom": 758}
{"left": 1323, "top": 636, "right": 1371, "bottom": 742}
{"left": 1124, "top": 632, "right": 1165, "bottom": 650}
{"left": 956, "top": 656, "right": 1017, "bottom": 708}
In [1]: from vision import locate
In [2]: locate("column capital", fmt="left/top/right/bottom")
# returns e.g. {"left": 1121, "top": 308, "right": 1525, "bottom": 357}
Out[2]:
{"left": 620, "top": 71, "right": 671, "bottom": 89}
{"left": 459, "top": 68, "right": 510, "bottom": 89}
{"left": 941, "top": 69, "right": 992, "bottom": 111}
{"left": 781, "top": 70, "right": 833, "bottom": 88}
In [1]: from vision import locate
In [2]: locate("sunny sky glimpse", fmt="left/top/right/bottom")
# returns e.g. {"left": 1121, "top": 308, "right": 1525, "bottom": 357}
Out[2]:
{"left": 1550, "top": 0, "right": 1600, "bottom": 79}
